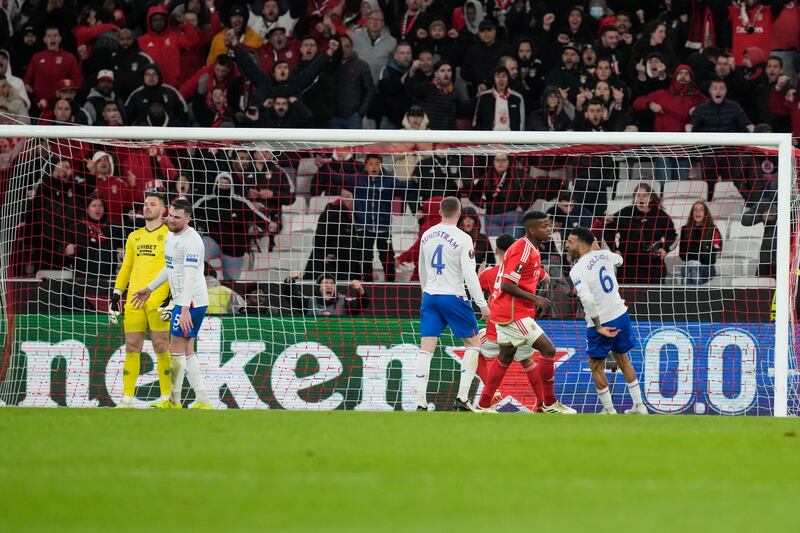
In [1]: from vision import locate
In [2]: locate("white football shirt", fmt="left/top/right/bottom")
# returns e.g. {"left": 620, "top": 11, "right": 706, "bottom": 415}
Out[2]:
{"left": 164, "top": 226, "right": 209, "bottom": 308}
{"left": 569, "top": 250, "right": 627, "bottom": 326}
{"left": 418, "top": 223, "right": 488, "bottom": 309}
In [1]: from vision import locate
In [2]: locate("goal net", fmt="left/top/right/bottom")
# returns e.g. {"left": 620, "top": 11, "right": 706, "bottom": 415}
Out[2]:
{"left": 0, "top": 127, "right": 796, "bottom": 416}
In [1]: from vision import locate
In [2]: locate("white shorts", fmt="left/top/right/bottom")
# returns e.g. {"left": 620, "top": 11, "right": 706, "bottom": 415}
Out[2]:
{"left": 480, "top": 328, "right": 534, "bottom": 362}
{"left": 494, "top": 317, "right": 544, "bottom": 349}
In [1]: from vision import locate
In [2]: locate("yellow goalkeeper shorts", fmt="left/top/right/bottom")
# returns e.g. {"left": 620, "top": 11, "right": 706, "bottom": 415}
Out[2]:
{"left": 123, "top": 303, "right": 170, "bottom": 333}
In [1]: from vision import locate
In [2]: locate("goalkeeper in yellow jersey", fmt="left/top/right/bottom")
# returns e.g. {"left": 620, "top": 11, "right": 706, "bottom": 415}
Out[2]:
{"left": 110, "top": 192, "right": 173, "bottom": 408}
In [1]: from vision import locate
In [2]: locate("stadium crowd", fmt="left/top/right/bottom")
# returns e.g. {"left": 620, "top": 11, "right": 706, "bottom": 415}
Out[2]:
{"left": 4, "top": 0, "right": 795, "bottom": 297}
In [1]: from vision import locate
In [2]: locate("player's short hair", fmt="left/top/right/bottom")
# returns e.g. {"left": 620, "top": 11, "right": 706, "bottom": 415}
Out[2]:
{"left": 570, "top": 226, "right": 595, "bottom": 246}
{"left": 144, "top": 191, "right": 166, "bottom": 205}
{"left": 365, "top": 153, "right": 382, "bottom": 162}
{"left": 440, "top": 196, "right": 461, "bottom": 218}
{"left": 171, "top": 198, "right": 192, "bottom": 216}
{"left": 523, "top": 210, "right": 548, "bottom": 224}
{"left": 495, "top": 233, "right": 515, "bottom": 252}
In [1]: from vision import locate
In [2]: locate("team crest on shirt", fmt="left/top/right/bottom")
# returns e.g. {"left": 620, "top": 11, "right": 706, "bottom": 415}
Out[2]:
{"left": 157, "top": 234, "right": 164, "bottom": 241}
{"left": 55, "top": 56, "right": 62, "bottom": 64}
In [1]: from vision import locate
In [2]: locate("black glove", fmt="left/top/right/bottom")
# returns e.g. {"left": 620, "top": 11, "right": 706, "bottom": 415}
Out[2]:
{"left": 109, "top": 292, "right": 122, "bottom": 325}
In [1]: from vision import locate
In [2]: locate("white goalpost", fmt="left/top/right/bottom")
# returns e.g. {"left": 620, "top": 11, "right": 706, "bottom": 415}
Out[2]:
{"left": 0, "top": 125, "right": 795, "bottom": 415}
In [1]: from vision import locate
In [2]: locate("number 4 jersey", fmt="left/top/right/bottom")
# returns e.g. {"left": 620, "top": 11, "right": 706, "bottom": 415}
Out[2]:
{"left": 419, "top": 223, "right": 487, "bottom": 309}
{"left": 568, "top": 250, "right": 627, "bottom": 327}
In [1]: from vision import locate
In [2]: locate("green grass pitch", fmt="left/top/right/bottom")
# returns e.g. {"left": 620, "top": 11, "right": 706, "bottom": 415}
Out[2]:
{"left": 1, "top": 409, "right": 799, "bottom": 532}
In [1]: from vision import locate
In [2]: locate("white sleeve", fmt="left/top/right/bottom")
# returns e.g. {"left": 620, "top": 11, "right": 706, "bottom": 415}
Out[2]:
{"left": 462, "top": 243, "right": 487, "bottom": 309}
{"left": 176, "top": 237, "right": 204, "bottom": 307}
{"left": 146, "top": 267, "right": 169, "bottom": 292}
{"left": 570, "top": 267, "right": 599, "bottom": 320}
{"left": 611, "top": 253, "right": 624, "bottom": 266}
{"left": 418, "top": 243, "right": 427, "bottom": 290}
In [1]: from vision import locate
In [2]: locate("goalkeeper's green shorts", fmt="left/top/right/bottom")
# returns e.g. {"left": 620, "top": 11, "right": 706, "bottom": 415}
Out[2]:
{"left": 123, "top": 304, "right": 170, "bottom": 333}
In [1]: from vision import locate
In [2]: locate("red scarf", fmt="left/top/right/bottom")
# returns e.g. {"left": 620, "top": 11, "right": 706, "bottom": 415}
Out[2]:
{"left": 83, "top": 218, "right": 107, "bottom": 245}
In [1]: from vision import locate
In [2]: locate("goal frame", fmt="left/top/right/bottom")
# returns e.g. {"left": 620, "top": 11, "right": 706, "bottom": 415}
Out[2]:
{"left": 0, "top": 125, "right": 794, "bottom": 416}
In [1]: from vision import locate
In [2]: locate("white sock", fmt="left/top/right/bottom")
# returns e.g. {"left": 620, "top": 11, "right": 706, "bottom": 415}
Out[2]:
{"left": 457, "top": 348, "right": 479, "bottom": 402}
{"left": 414, "top": 350, "right": 434, "bottom": 407}
{"left": 186, "top": 355, "right": 211, "bottom": 404}
{"left": 122, "top": 395, "right": 133, "bottom": 402}
{"left": 170, "top": 354, "right": 187, "bottom": 405}
{"left": 597, "top": 387, "right": 614, "bottom": 411}
{"left": 627, "top": 379, "right": 643, "bottom": 404}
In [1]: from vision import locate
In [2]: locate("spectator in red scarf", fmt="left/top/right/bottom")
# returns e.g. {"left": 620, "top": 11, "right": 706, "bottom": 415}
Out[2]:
{"left": 458, "top": 207, "right": 494, "bottom": 268}
{"left": 467, "top": 153, "right": 531, "bottom": 238}
{"left": 406, "top": 60, "right": 470, "bottom": 130}
{"left": 24, "top": 27, "right": 83, "bottom": 110}
{"left": 138, "top": 4, "right": 200, "bottom": 87}
{"left": 603, "top": 182, "right": 676, "bottom": 284}
{"left": 64, "top": 195, "right": 123, "bottom": 280}
{"left": 473, "top": 66, "right": 525, "bottom": 130}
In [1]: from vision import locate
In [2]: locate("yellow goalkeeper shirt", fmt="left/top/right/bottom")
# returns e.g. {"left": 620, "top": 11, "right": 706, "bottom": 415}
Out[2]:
{"left": 114, "top": 224, "right": 170, "bottom": 305}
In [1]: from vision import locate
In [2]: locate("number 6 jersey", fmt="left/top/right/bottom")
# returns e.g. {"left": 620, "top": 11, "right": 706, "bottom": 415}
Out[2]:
{"left": 569, "top": 250, "right": 628, "bottom": 327}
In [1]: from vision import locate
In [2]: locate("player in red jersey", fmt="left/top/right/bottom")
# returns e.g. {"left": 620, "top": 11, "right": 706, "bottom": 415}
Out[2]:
{"left": 477, "top": 233, "right": 541, "bottom": 410}
{"left": 477, "top": 211, "right": 576, "bottom": 413}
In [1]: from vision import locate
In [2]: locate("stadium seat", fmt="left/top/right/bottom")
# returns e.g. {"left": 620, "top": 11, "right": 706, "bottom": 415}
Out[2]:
{"left": 708, "top": 199, "right": 745, "bottom": 222}
{"left": 662, "top": 181, "right": 708, "bottom": 202}
{"left": 285, "top": 196, "right": 306, "bottom": 214}
{"left": 713, "top": 181, "right": 744, "bottom": 201}
{"left": 615, "top": 179, "right": 660, "bottom": 200}
{"left": 619, "top": 159, "right": 655, "bottom": 182}
{"left": 716, "top": 256, "right": 758, "bottom": 277}
{"left": 392, "top": 213, "right": 418, "bottom": 234}
{"left": 606, "top": 198, "right": 630, "bottom": 217}
{"left": 308, "top": 195, "right": 338, "bottom": 214}
{"left": 731, "top": 277, "right": 776, "bottom": 288}
{"left": 662, "top": 198, "right": 694, "bottom": 229}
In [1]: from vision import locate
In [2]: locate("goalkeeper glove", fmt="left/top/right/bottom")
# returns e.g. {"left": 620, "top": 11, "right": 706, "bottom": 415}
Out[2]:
{"left": 158, "top": 297, "right": 174, "bottom": 321}
{"left": 109, "top": 291, "right": 122, "bottom": 325}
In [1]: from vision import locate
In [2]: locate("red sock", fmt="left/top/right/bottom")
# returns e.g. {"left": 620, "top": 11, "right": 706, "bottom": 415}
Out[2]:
{"left": 522, "top": 360, "right": 541, "bottom": 406}
{"left": 478, "top": 358, "right": 509, "bottom": 408}
{"left": 538, "top": 356, "right": 556, "bottom": 405}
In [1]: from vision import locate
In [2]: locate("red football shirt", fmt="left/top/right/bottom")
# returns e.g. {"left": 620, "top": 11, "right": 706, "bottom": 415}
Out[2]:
{"left": 479, "top": 265, "right": 501, "bottom": 340}
{"left": 490, "top": 238, "right": 545, "bottom": 325}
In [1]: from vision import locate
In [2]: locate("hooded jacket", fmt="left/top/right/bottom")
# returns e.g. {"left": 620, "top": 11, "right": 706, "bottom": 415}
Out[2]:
{"left": 192, "top": 172, "right": 271, "bottom": 257}
{"left": 137, "top": 5, "right": 200, "bottom": 87}
{"left": 526, "top": 86, "right": 574, "bottom": 131}
{"left": 633, "top": 64, "right": 707, "bottom": 132}
{"left": 81, "top": 86, "right": 127, "bottom": 126}
{"left": 125, "top": 64, "right": 189, "bottom": 126}
{"left": 207, "top": 5, "right": 263, "bottom": 65}
{"left": 0, "top": 76, "right": 30, "bottom": 123}
{"left": 0, "top": 49, "right": 30, "bottom": 109}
